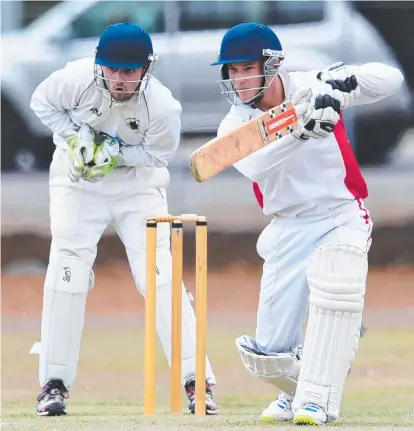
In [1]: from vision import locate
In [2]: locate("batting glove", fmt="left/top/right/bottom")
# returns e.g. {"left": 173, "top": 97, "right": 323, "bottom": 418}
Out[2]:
{"left": 292, "top": 82, "right": 341, "bottom": 141}
{"left": 316, "top": 62, "right": 360, "bottom": 109}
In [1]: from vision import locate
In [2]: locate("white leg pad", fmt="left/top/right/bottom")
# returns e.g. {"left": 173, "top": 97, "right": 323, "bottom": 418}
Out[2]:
{"left": 39, "top": 255, "right": 93, "bottom": 389}
{"left": 292, "top": 245, "right": 368, "bottom": 420}
{"left": 236, "top": 335, "right": 301, "bottom": 396}
{"left": 131, "top": 249, "right": 216, "bottom": 385}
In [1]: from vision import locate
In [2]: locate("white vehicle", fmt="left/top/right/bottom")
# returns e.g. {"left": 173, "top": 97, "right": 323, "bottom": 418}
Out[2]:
{"left": 1, "top": 0, "right": 412, "bottom": 171}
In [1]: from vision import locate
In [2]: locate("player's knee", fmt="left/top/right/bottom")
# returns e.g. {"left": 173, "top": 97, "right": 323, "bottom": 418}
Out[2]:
{"left": 236, "top": 335, "right": 301, "bottom": 396}
{"left": 130, "top": 248, "right": 172, "bottom": 294}
{"left": 257, "top": 334, "right": 300, "bottom": 356}
{"left": 46, "top": 255, "right": 94, "bottom": 293}
{"left": 306, "top": 244, "right": 368, "bottom": 312}
{"left": 50, "top": 244, "right": 96, "bottom": 267}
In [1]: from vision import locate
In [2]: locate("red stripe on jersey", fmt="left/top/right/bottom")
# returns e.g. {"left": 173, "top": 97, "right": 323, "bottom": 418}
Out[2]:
{"left": 357, "top": 197, "right": 371, "bottom": 225}
{"left": 252, "top": 181, "right": 264, "bottom": 209}
{"left": 334, "top": 113, "right": 368, "bottom": 199}
{"left": 252, "top": 113, "right": 368, "bottom": 208}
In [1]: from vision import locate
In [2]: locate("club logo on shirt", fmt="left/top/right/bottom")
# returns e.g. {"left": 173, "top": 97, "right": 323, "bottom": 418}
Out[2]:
{"left": 90, "top": 107, "right": 102, "bottom": 116}
{"left": 126, "top": 118, "right": 140, "bottom": 134}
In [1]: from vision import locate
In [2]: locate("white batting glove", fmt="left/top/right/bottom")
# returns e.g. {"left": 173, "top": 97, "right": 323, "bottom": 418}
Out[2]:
{"left": 316, "top": 62, "right": 360, "bottom": 109}
{"left": 292, "top": 81, "right": 341, "bottom": 141}
{"left": 82, "top": 133, "right": 126, "bottom": 183}
{"left": 61, "top": 123, "right": 96, "bottom": 182}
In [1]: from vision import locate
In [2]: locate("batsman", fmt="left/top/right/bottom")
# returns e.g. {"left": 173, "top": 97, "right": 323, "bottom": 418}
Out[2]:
{"left": 30, "top": 23, "right": 217, "bottom": 416}
{"left": 209, "top": 22, "right": 404, "bottom": 425}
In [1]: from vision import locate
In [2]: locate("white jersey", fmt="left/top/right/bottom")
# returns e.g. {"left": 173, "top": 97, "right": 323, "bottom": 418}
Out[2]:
{"left": 30, "top": 57, "right": 182, "bottom": 169}
{"left": 218, "top": 63, "right": 404, "bottom": 218}
{"left": 30, "top": 63, "right": 217, "bottom": 395}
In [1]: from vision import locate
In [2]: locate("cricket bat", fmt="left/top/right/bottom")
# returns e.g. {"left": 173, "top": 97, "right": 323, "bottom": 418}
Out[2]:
{"left": 189, "top": 100, "right": 298, "bottom": 182}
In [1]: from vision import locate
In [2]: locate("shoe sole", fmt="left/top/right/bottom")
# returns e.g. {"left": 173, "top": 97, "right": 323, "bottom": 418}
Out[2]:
{"left": 189, "top": 408, "right": 218, "bottom": 415}
{"left": 262, "top": 415, "right": 293, "bottom": 423}
{"left": 293, "top": 414, "right": 321, "bottom": 425}
{"left": 189, "top": 411, "right": 218, "bottom": 415}
{"left": 37, "top": 409, "right": 66, "bottom": 417}
{"left": 37, "top": 403, "right": 66, "bottom": 417}
{"left": 262, "top": 416, "right": 277, "bottom": 424}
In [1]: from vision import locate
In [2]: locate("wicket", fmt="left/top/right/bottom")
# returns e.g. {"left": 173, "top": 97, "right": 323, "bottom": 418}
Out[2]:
{"left": 144, "top": 214, "right": 208, "bottom": 416}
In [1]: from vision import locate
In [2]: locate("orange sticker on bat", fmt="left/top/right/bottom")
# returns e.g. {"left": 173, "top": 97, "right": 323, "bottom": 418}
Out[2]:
{"left": 265, "top": 109, "right": 297, "bottom": 135}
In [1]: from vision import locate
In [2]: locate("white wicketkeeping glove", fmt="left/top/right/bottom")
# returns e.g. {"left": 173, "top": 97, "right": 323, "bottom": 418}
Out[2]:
{"left": 316, "top": 62, "right": 360, "bottom": 109}
{"left": 82, "top": 133, "right": 126, "bottom": 183}
{"left": 292, "top": 80, "right": 341, "bottom": 141}
{"left": 61, "top": 123, "right": 96, "bottom": 182}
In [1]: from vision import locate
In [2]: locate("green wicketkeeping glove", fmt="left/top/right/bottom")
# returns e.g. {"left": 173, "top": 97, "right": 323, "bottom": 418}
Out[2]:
{"left": 62, "top": 124, "right": 96, "bottom": 182}
{"left": 82, "top": 133, "right": 126, "bottom": 183}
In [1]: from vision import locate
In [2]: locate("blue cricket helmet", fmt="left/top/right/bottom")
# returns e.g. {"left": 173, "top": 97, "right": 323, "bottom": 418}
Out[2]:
{"left": 211, "top": 22, "right": 283, "bottom": 66}
{"left": 95, "top": 23, "right": 153, "bottom": 69}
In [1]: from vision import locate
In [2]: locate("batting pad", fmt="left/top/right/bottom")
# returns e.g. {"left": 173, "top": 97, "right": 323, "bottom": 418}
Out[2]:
{"left": 39, "top": 255, "right": 93, "bottom": 389}
{"left": 131, "top": 249, "right": 216, "bottom": 385}
{"left": 292, "top": 245, "right": 367, "bottom": 420}
{"left": 236, "top": 335, "right": 301, "bottom": 396}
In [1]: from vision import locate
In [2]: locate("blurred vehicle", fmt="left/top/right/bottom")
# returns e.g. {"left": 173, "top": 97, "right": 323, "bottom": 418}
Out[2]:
{"left": 1, "top": 0, "right": 412, "bottom": 171}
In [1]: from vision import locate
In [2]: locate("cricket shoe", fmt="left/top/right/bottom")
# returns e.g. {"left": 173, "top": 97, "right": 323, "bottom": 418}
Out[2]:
{"left": 261, "top": 392, "right": 294, "bottom": 422}
{"left": 36, "top": 379, "right": 68, "bottom": 416}
{"left": 293, "top": 402, "right": 328, "bottom": 425}
{"left": 184, "top": 373, "right": 218, "bottom": 415}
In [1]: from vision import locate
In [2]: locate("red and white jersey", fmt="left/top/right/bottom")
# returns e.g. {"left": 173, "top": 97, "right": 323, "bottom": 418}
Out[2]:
{"left": 217, "top": 63, "right": 404, "bottom": 217}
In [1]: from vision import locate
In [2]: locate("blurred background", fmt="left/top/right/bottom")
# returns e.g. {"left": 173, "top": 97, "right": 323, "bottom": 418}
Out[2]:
{"left": 1, "top": 1, "right": 414, "bottom": 422}
{"left": 2, "top": 0, "right": 413, "bottom": 266}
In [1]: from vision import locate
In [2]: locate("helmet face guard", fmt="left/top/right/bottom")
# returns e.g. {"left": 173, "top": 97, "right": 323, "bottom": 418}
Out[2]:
{"left": 93, "top": 54, "right": 158, "bottom": 103}
{"left": 211, "top": 23, "right": 285, "bottom": 106}
{"left": 94, "top": 23, "right": 157, "bottom": 103}
{"left": 218, "top": 49, "right": 284, "bottom": 106}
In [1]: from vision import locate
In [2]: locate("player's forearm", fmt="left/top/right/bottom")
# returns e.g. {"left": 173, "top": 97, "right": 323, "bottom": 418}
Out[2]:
{"left": 120, "top": 143, "right": 176, "bottom": 168}
{"left": 30, "top": 81, "right": 78, "bottom": 135}
{"left": 233, "top": 134, "right": 302, "bottom": 182}
{"left": 347, "top": 63, "right": 404, "bottom": 106}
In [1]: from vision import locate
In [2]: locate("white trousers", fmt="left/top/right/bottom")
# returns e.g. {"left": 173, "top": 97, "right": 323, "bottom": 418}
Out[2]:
{"left": 255, "top": 200, "right": 372, "bottom": 354}
{"left": 39, "top": 148, "right": 216, "bottom": 389}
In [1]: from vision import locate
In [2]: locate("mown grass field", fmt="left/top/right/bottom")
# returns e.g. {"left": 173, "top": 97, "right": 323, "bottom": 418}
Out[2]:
{"left": 2, "top": 326, "right": 414, "bottom": 430}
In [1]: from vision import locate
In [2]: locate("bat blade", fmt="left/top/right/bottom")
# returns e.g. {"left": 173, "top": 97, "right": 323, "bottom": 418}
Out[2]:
{"left": 189, "top": 101, "right": 298, "bottom": 182}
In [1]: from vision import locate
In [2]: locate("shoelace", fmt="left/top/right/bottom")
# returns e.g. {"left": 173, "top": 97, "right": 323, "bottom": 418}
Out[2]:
{"left": 185, "top": 381, "right": 214, "bottom": 400}
{"left": 37, "top": 382, "right": 68, "bottom": 402}
{"left": 276, "top": 394, "right": 292, "bottom": 410}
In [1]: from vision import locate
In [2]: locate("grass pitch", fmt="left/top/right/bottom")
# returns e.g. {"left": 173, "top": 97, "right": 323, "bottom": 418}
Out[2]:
{"left": 2, "top": 326, "right": 414, "bottom": 430}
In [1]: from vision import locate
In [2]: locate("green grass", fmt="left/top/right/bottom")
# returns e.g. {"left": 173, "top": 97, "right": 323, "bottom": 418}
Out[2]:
{"left": 2, "top": 327, "right": 414, "bottom": 430}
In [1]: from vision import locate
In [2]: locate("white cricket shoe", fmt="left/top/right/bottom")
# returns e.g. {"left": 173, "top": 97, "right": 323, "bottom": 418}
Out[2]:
{"left": 293, "top": 402, "right": 328, "bottom": 425}
{"left": 261, "top": 392, "right": 294, "bottom": 423}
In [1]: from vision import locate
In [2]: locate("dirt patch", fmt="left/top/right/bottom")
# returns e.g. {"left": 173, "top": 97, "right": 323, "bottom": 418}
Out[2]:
{"left": 3, "top": 225, "right": 414, "bottom": 272}
{"left": 2, "top": 263, "right": 414, "bottom": 319}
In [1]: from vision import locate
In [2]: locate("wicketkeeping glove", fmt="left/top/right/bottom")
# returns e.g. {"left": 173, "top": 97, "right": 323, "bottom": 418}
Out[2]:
{"left": 61, "top": 123, "right": 96, "bottom": 182}
{"left": 82, "top": 133, "right": 126, "bottom": 183}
